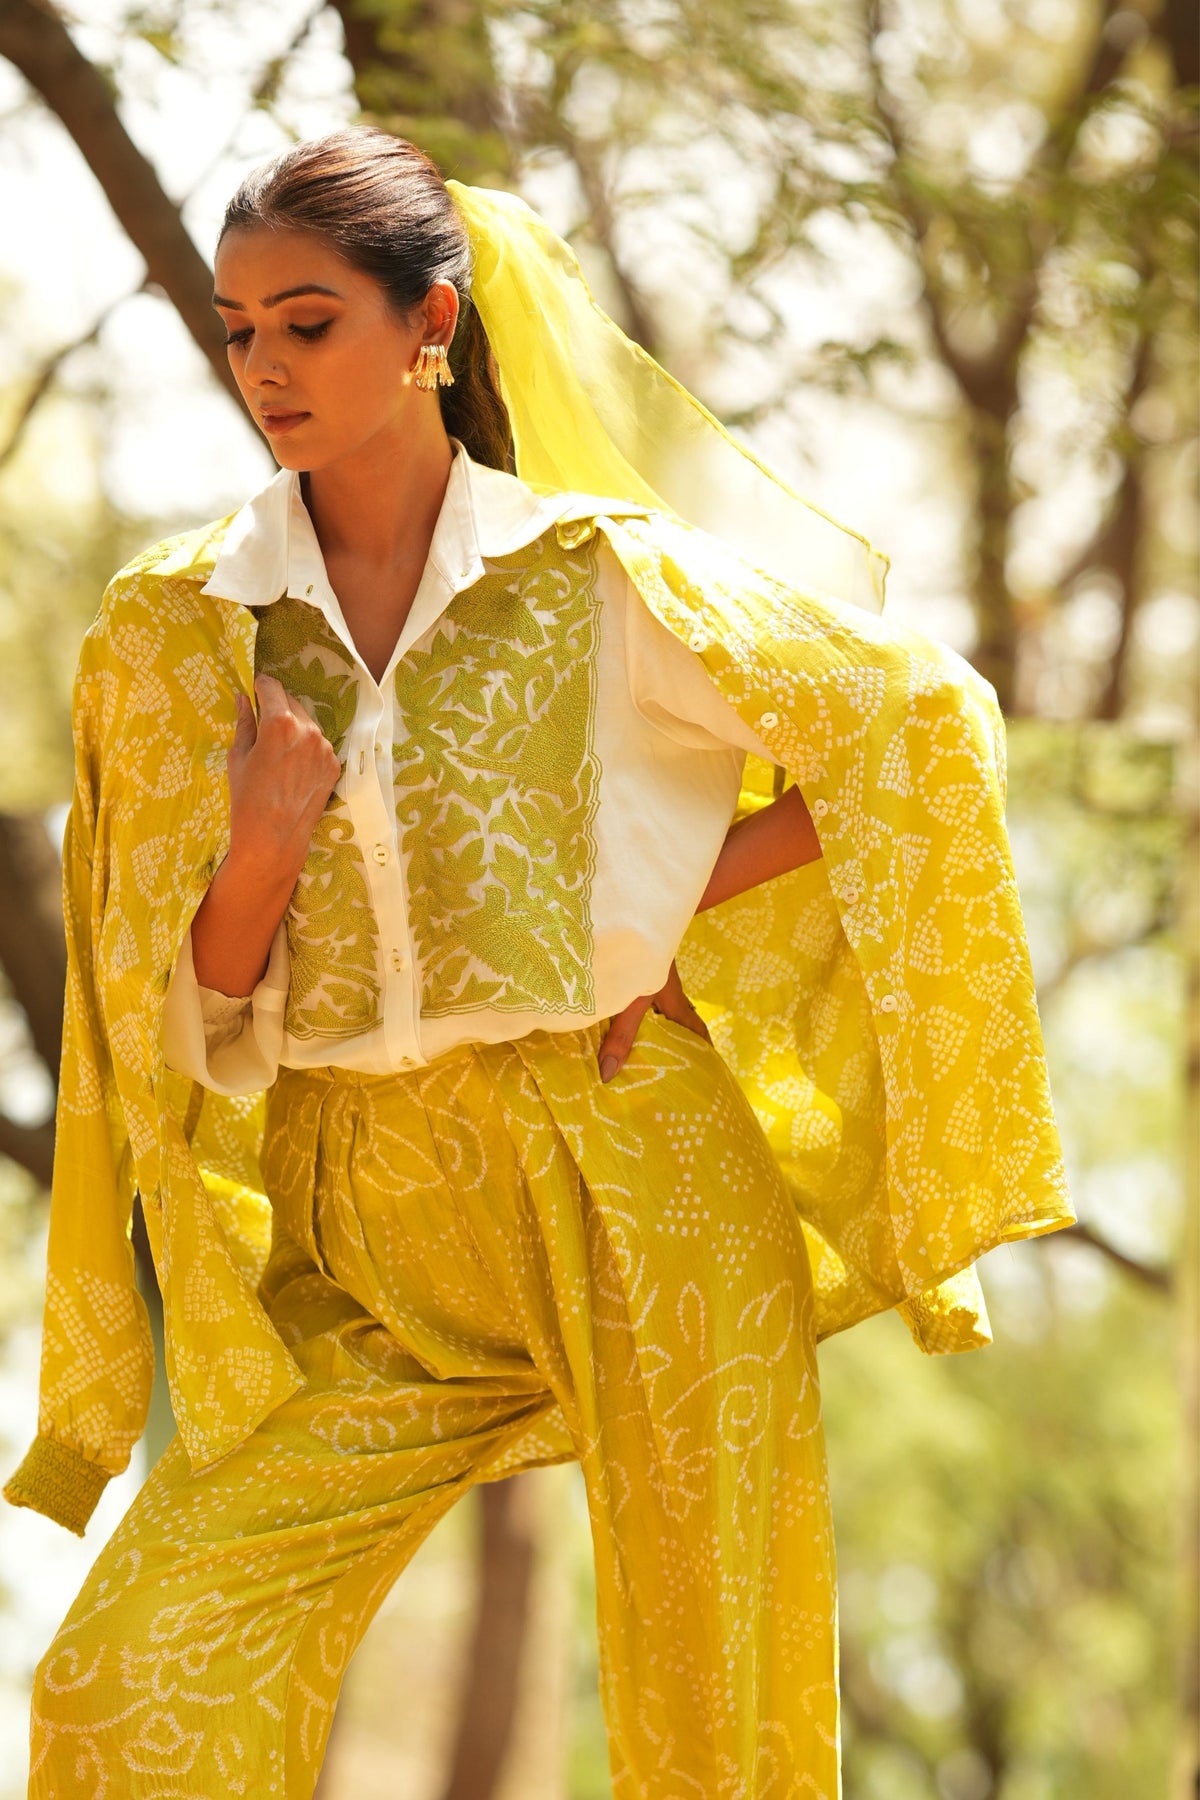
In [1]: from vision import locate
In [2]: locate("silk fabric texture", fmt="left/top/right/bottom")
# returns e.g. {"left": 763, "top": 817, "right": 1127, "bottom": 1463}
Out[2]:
{"left": 3, "top": 488, "right": 1076, "bottom": 1536}
{"left": 27, "top": 1026, "right": 841, "bottom": 1798}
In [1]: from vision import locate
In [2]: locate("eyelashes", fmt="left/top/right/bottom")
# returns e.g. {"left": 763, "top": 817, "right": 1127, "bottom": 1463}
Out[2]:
{"left": 223, "top": 320, "right": 334, "bottom": 348}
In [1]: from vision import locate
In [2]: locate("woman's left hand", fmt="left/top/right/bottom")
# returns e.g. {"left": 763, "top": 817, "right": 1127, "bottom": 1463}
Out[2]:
{"left": 597, "top": 958, "right": 711, "bottom": 1083}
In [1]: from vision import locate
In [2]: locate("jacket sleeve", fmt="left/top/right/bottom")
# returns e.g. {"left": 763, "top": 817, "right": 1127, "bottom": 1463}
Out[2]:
{"left": 620, "top": 550, "right": 784, "bottom": 763}
{"left": 2, "top": 634, "right": 154, "bottom": 1535}
{"left": 161, "top": 911, "right": 289, "bottom": 1097}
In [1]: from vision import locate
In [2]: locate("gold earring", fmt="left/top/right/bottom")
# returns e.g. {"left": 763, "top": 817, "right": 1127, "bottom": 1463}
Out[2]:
{"left": 413, "top": 343, "right": 454, "bottom": 390}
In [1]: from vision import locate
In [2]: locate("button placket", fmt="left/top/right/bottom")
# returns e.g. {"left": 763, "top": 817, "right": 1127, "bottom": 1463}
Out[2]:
{"left": 352, "top": 693, "right": 384, "bottom": 785}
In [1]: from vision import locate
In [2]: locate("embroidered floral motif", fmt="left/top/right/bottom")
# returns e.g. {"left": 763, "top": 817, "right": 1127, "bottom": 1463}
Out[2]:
{"left": 392, "top": 533, "right": 603, "bottom": 1015}
{"left": 253, "top": 599, "right": 382, "bottom": 1041}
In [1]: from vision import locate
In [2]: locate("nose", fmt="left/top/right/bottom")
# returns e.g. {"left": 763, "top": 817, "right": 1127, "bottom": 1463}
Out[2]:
{"left": 241, "top": 331, "right": 287, "bottom": 387}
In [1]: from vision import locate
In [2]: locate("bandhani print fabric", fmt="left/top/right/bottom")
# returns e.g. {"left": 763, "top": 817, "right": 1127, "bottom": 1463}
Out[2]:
{"left": 2, "top": 497, "right": 1075, "bottom": 1532}
{"left": 28, "top": 1021, "right": 842, "bottom": 1798}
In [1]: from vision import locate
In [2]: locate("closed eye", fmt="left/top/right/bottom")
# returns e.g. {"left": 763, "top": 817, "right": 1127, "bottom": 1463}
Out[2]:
{"left": 224, "top": 320, "right": 334, "bottom": 348}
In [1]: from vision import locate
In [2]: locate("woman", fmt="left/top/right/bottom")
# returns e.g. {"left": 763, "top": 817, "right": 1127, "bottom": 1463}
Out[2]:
{"left": 5, "top": 126, "right": 1076, "bottom": 1798}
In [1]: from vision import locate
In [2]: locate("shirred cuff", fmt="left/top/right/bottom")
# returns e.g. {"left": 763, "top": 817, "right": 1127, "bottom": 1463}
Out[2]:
{"left": 896, "top": 1266, "right": 993, "bottom": 1355}
{"left": 2, "top": 1433, "right": 113, "bottom": 1537}
{"left": 162, "top": 918, "right": 289, "bottom": 1095}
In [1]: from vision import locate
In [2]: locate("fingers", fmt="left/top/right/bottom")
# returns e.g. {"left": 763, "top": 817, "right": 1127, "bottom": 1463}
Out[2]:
{"left": 231, "top": 677, "right": 340, "bottom": 819}
{"left": 254, "top": 674, "right": 320, "bottom": 731}
{"left": 674, "top": 997, "right": 713, "bottom": 1043}
{"left": 253, "top": 673, "right": 290, "bottom": 719}
{"left": 641, "top": 957, "right": 712, "bottom": 1043}
{"left": 597, "top": 992, "right": 653, "bottom": 1082}
{"left": 231, "top": 691, "right": 257, "bottom": 758}
{"left": 284, "top": 688, "right": 319, "bottom": 727}
{"left": 648, "top": 987, "right": 712, "bottom": 1043}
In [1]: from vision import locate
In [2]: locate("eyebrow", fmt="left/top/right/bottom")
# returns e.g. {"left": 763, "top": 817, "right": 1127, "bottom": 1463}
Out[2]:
{"left": 211, "top": 284, "right": 344, "bottom": 311}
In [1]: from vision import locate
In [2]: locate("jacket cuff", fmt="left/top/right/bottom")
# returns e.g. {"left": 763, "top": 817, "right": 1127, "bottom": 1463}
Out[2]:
{"left": 2, "top": 1433, "right": 113, "bottom": 1537}
{"left": 895, "top": 1265, "right": 993, "bottom": 1355}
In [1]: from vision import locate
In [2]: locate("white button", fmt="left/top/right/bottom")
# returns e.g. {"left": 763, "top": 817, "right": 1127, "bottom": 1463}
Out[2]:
{"left": 398, "top": 1056, "right": 414, "bottom": 1069}
{"left": 689, "top": 630, "right": 708, "bottom": 652}
{"left": 812, "top": 798, "right": 829, "bottom": 819}
{"left": 841, "top": 887, "right": 858, "bottom": 905}
{"left": 372, "top": 844, "right": 389, "bottom": 865}
{"left": 879, "top": 993, "right": 898, "bottom": 1012}
{"left": 759, "top": 710, "right": 779, "bottom": 730}
{"left": 390, "top": 949, "right": 408, "bottom": 972}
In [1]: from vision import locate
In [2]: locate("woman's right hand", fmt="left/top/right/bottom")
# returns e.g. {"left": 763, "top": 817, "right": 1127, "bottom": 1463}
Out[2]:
{"left": 227, "top": 674, "right": 343, "bottom": 876}
{"left": 188, "top": 676, "right": 341, "bottom": 997}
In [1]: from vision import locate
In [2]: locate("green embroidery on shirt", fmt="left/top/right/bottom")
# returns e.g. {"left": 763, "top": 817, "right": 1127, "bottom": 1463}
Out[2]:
{"left": 393, "top": 533, "right": 602, "bottom": 1016}
{"left": 253, "top": 598, "right": 382, "bottom": 1042}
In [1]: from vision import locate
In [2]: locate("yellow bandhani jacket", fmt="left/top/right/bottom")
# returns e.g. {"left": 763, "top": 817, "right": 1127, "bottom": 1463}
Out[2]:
{"left": 3, "top": 500, "right": 1075, "bottom": 1535}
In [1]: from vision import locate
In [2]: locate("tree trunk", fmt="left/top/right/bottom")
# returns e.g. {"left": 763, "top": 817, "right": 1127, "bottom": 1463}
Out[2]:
{"left": 0, "top": 811, "right": 65, "bottom": 1080}
{"left": 437, "top": 1476, "right": 540, "bottom": 1800}
{"left": 1173, "top": 742, "right": 1200, "bottom": 1799}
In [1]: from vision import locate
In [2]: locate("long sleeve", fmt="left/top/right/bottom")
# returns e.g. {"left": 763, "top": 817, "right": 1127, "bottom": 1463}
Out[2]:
{"left": 621, "top": 560, "right": 785, "bottom": 763}
{"left": 161, "top": 913, "right": 290, "bottom": 1097}
{"left": 2, "top": 643, "right": 153, "bottom": 1535}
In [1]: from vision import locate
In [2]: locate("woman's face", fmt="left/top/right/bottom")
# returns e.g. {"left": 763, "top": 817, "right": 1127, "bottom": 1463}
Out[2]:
{"left": 212, "top": 223, "right": 455, "bottom": 470}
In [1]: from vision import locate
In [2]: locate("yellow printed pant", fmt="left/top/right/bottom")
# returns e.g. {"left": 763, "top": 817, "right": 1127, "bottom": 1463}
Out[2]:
{"left": 29, "top": 1012, "right": 840, "bottom": 1799}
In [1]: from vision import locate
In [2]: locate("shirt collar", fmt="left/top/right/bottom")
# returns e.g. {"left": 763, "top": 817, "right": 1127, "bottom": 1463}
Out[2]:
{"left": 199, "top": 438, "right": 581, "bottom": 667}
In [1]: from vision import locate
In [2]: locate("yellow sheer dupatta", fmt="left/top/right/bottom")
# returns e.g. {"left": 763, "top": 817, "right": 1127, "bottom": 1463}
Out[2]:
{"left": 444, "top": 181, "right": 1055, "bottom": 1360}
{"left": 446, "top": 179, "right": 889, "bottom": 616}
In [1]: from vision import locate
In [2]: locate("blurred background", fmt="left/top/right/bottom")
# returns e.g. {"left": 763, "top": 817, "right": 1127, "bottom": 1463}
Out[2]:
{"left": 0, "top": 1, "right": 1195, "bottom": 1796}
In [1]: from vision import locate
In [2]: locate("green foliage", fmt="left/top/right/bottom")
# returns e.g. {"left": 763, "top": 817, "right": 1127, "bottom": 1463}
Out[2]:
{"left": 819, "top": 1266, "right": 1178, "bottom": 1799}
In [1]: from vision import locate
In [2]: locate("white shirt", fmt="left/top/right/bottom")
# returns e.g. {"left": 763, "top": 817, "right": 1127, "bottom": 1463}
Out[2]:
{"left": 162, "top": 441, "right": 781, "bottom": 1095}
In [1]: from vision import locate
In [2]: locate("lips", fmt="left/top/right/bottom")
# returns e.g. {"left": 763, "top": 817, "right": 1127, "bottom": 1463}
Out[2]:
{"left": 260, "top": 411, "right": 310, "bottom": 434}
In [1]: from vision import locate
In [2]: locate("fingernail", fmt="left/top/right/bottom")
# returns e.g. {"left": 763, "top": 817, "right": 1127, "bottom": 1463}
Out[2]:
{"left": 599, "top": 1054, "right": 619, "bottom": 1083}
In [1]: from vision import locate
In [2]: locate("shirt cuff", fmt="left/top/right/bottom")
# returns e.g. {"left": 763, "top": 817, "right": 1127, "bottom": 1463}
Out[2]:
{"left": 3, "top": 1433, "right": 113, "bottom": 1537}
{"left": 622, "top": 562, "right": 783, "bottom": 763}
{"left": 162, "top": 920, "right": 289, "bottom": 1096}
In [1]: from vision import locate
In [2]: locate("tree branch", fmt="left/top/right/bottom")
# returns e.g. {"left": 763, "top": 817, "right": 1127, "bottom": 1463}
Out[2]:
{"left": 1055, "top": 1220, "right": 1172, "bottom": 1293}
{"left": 0, "top": 0, "right": 238, "bottom": 399}
{"left": 0, "top": 279, "right": 148, "bottom": 472}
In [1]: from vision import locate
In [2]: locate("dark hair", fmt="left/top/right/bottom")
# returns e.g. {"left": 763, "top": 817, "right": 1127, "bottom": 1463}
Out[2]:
{"left": 217, "top": 126, "right": 514, "bottom": 471}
